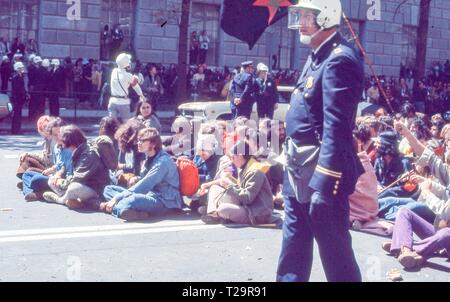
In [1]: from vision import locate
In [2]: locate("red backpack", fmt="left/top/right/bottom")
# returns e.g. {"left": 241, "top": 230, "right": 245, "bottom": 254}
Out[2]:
{"left": 176, "top": 158, "right": 200, "bottom": 196}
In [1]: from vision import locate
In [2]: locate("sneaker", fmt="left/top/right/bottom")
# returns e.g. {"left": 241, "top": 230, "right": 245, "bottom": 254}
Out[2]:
{"left": 201, "top": 213, "right": 224, "bottom": 224}
{"left": 120, "top": 209, "right": 150, "bottom": 221}
{"left": 398, "top": 248, "right": 424, "bottom": 269}
{"left": 24, "top": 192, "right": 42, "bottom": 202}
{"left": 43, "top": 192, "right": 61, "bottom": 204}
{"left": 382, "top": 242, "right": 392, "bottom": 254}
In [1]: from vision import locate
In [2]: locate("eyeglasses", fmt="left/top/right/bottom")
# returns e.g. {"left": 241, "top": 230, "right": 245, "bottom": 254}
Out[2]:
{"left": 137, "top": 139, "right": 150, "bottom": 144}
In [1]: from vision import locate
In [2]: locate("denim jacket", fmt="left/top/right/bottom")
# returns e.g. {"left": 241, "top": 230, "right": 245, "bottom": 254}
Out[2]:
{"left": 115, "top": 151, "right": 183, "bottom": 209}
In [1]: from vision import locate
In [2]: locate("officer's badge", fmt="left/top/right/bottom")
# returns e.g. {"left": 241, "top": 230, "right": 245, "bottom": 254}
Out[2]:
{"left": 306, "top": 77, "right": 314, "bottom": 89}
{"left": 334, "top": 48, "right": 343, "bottom": 55}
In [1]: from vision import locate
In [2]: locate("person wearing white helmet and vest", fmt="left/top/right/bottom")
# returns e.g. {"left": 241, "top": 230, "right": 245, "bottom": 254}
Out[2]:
{"left": 255, "top": 62, "right": 278, "bottom": 119}
{"left": 109, "top": 53, "right": 145, "bottom": 123}
{"left": 277, "top": 0, "right": 364, "bottom": 282}
{"left": 11, "top": 61, "right": 28, "bottom": 134}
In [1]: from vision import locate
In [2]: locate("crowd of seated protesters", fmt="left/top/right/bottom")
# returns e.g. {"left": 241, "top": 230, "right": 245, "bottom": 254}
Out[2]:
{"left": 15, "top": 97, "right": 450, "bottom": 271}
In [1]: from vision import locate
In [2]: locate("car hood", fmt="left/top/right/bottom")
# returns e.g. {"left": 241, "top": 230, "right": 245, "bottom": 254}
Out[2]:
{"left": 178, "top": 102, "right": 227, "bottom": 111}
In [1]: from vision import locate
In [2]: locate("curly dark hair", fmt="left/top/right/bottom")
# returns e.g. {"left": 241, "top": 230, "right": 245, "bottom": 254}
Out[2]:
{"left": 114, "top": 119, "right": 145, "bottom": 153}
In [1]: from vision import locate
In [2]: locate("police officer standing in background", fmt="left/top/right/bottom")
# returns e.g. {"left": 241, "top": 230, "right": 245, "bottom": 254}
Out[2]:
{"left": 49, "top": 59, "right": 65, "bottom": 117}
{"left": 277, "top": 0, "right": 364, "bottom": 282}
{"left": 255, "top": 63, "right": 278, "bottom": 119}
{"left": 11, "top": 61, "right": 27, "bottom": 134}
{"left": 230, "top": 61, "right": 257, "bottom": 119}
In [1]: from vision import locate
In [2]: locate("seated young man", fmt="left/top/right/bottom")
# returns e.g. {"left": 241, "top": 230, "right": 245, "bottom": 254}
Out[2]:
{"left": 42, "top": 125, "right": 112, "bottom": 210}
{"left": 100, "top": 128, "right": 183, "bottom": 221}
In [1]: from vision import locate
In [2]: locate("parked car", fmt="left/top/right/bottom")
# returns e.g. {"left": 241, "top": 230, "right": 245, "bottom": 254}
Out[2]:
{"left": 178, "top": 85, "right": 294, "bottom": 122}
{"left": 0, "top": 93, "right": 12, "bottom": 121}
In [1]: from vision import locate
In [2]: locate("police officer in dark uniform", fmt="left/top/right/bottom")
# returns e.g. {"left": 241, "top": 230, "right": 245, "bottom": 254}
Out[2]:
{"left": 255, "top": 62, "right": 278, "bottom": 119}
{"left": 277, "top": 0, "right": 364, "bottom": 282}
{"left": 229, "top": 61, "right": 257, "bottom": 119}
{"left": 11, "top": 62, "right": 27, "bottom": 134}
{"left": 28, "top": 56, "right": 42, "bottom": 121}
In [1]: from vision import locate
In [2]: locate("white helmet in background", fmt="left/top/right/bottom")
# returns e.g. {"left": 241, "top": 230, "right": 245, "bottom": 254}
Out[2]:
{"left": 33, "top": 56, "right": 42, "bottom": 64}
{"left": 42, "top": 58, "right": 50, "bottom": 68}
{"left": 257, "top": 63, "right": 269, "bottom": 72}
{"left": 116, "top": 53, "right": 132, "bottom": 69}
{"left": 51, "top": 58, "right": 60, "bottom": 66}
{"left": 28, "top": 53, "right": 36, "bottom": 62}
{"left": 14, "top": 62, "right": 25, "bottom": 72}
{"left": 2, "top": 55, "right": 8, "bottom": 62}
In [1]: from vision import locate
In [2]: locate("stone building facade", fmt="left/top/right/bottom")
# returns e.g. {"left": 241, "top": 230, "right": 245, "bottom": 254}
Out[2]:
{"left": 0, "top": 0, "right": 449, "bottom": 76}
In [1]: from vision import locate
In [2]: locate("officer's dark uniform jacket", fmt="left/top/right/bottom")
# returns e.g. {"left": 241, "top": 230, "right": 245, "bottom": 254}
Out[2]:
{"left": 285, "top": 32, "right": 364, "bottom": 198}
{"left": 230, "top": 71, "right": 257, "bottom": 114}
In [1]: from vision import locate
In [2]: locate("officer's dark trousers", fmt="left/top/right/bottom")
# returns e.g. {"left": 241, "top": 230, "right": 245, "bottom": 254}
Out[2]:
{"left": 11, "top": 101, "right": 23, "bottom": 134}
{"left": 49, "top": 94, "right": 60, "bottom": 117}
{"left": 277, "top": 192, "right": 361, "bottom": 282}
{"left": 28, "top": 93, "right": 40, "bottom": 121}
{"left": 235, "top": 104, "right": 252, "bottom": 119}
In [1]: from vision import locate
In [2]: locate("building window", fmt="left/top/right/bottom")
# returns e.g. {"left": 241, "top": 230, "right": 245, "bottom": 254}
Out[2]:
{"left": 401, "top": 25, "right": 417, "bottom": 69}
{"left": 100, "top": 0, "right": 136, "bottom": 61}
{"left": 190, "top": 3, "right": 219, "bottom": 66}
{"left": 0, "top": 0, "right": 38, "bottom": 56}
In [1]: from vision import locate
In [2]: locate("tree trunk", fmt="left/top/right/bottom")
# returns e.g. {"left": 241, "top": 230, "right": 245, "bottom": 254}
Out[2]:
{"left": 414, "top": 0, "right": 431, "bottom": 86}
{"left": 176, "top": 0, "right": 191, "bottom": 103}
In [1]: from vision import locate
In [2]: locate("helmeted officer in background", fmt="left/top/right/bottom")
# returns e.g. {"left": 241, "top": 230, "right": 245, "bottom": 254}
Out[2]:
{"left": 230, "top": 61, "right": 257, "bottom": 119}
{"left": 255, "top": 63, "right": 278, "bottom": 119}
{"left": 49, "top": 59, "right": 65, "bottom": 117}
{"left": 109, "top": 53, "right": 145, "bottom": 123}
{"left": 11, "top": 62, "right": 28, "bottom": 134}
{"left": 276, "top": 0, "right": 364, "bottom": 282}
{"left": 28, "top": 56, "right": 43, "bottom": 121}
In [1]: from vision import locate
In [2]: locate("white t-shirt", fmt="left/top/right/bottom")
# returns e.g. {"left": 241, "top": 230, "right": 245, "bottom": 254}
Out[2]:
{"left": 110, "top": 68, "right": 133, "bottom": 105}
{"left": 199, "top": 35, "right": 210, "bottom": 50}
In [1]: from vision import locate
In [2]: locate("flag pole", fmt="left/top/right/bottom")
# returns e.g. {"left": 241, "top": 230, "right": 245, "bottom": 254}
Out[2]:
{"left": 342, "top": 13, "right": 394, "bottom": 113}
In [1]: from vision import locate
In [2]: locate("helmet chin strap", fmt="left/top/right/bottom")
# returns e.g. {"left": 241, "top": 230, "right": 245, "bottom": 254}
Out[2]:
{"left": 300, "top": 27, "right": 323, "bottom": 45}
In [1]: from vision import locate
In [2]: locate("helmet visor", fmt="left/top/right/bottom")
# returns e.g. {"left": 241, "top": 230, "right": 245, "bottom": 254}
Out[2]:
{"left": 288, "top": 7, "right": 319, "bottom": 30}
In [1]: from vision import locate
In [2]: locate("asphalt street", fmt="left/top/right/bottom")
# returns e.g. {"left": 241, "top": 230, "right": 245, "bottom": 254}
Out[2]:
{"left": 0, "top": 134, "right": 449, "bottom": 282}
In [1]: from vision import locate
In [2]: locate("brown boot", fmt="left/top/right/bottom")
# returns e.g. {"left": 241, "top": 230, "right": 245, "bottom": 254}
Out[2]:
{"left": 382, "top": 241, "right": 392, "bottom": 254}
{"left": 24, "top": 192, "right": 42, "bottom": 202}
{"left": 65, "top": 199, "right": 85, "bottom": 210}
{"left": 120, "top": 209, "right": 150, "bottom": 221}
{"left": 398, "top": 247, "right": 424, "bottom": 269}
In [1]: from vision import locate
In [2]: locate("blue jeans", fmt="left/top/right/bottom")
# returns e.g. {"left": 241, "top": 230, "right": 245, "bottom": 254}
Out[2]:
{"left": 378, "top": 197, "right": 436, "bottom": 224}
{"left": 103, "top": 185, "right": 173, "bottom": 218}
{"left": 22, "top": 171, "right": 50, "bottom": 195}
{"left": 277, "top": 192, "right": 361, "bottom": 282}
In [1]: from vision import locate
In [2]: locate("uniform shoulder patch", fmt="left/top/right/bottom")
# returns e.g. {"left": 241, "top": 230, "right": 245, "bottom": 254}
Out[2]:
{"left": 333, "top": 48, "right": 343, "bottom": 55}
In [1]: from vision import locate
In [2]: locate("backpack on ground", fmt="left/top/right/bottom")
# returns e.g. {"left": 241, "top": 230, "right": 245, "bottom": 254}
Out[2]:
{"left": 176, "top": 157, "right": 200, "bottom": 196}
{"left": 90, "top": 135, "right": 118, "bottom": 170}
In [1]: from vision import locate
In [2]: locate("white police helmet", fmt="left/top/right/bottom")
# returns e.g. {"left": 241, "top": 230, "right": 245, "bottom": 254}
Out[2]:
{"left": 33, "top": 56, "right": 42, "bottom": 64}
{"left": 28, "top": 53, "right": 36, "bottom": 62}
{"left": 116, "top": 53, "right": 132, "bottom": 69}
{"left": 2, "top": 55, "right": 8, "bottom": 62}
{"left": 51, "top": 58, "right": 60, "bottom": 66}
{"left": 257, "top": 63, "right": 269, "bottom": 72}
{"left": 42, "top": 59, "right": 50, "bottom": 68}
{"left": 288, "top": 0, "right": 342, "bottom": 30}
{"left": 14, "top": 62, "right": 25, "bottom": 72}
